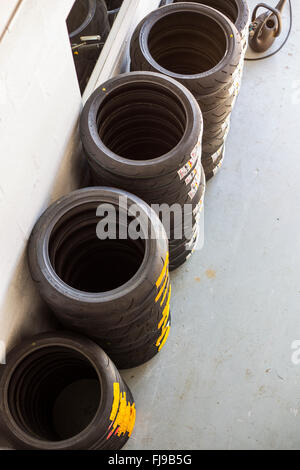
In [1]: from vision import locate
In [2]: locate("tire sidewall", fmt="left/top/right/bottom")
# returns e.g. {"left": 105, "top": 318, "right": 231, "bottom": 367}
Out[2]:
{"left": 27, "top": 187, "right": 168, "bottom": 324}
{"left": 80, "top": 72, "right": 202, "bottom": 178}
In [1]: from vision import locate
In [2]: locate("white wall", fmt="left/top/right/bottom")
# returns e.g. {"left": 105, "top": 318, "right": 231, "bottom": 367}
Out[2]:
{"left": 0, "top": 0, "right": 82, "bottom": 349}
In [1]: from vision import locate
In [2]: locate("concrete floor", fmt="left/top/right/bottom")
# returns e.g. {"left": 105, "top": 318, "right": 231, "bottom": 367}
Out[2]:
{"left": 123, "top": 0, "right": 300, "bottom": 450}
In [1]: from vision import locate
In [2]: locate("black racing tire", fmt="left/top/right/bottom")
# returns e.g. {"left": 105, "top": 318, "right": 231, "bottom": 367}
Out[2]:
{"left": 99, "top": 314, "right": 172, "bottom": 369}
{"left": 87, "top": 158, "right": 198, "bottom": 197}
{"left": 27, "top": 187, "right": 171, "bottom": 369}
{"left": 196, "top": 78, "right": 236, "bottom": 109}
{"left": 130, "top": 3, "right": 242, "bottom": 97}
{"left": 202, "top": 124, "right": 229, "bottom": 155}
{"left": 203, "top": 151, "right": 223, "bottom": 171}
{"left": 204, "top": 119, "right": 230, "bottom": 140}
{"left": 202, "top": 102, "right": 233, "bottom": 132}
{"left": 169, "top": 224, "right": 198, "bottom": 257}
{"left": 169, "top": 167, "right": 205, "bottom": 267}
{"left": 0, "top": 332, "right": 136, "bottom": 450}
{"left": 169, "top": 228, "right": 200, "bottom": 271}
{"left": 67, "top": 0, "right": 110, "bottom": 93}
{"left": 85, "top": 158, "right": 204, "bottom": 268}
{"left": 87, "top": 155, "right": 202, "bottom": 206}
{"left": 171, "top": 0, "right": 250, "bottom": 40}
{"left": 80, "top": 71, "right": 204, "bottom": 268}
{"left": 202, "top": 92, "right": 236, "bottom": 124}
{"left": 67, "top": 0, "right": 110, "bottom": 41}
{"left": 202, "top": 144, "right": 225, "bottom": 166}
{"left": 203, "top": 118, "right": 229, "bottom": 136}
{"left": 203, "top": 150, "right": 225, "bottom": 181}
{"left": 80, "top": 71, "right": 202, "bottom": 179}
{"left": 198, "top": 84, "right": 236, "bottom": 113}
{"left": 130, "top": 2, "right": 243, "bottom": 181}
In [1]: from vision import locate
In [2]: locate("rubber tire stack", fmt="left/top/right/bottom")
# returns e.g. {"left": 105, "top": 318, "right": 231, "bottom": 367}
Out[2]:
{"left": 130, "top": 2, "right": 243, "bottom": 180}
{"left": 0, "top": 333, "right": 136, "bottom": 450}
{"left": 80, "top": 72, "right": 205, "bottom": 271}
{"left": 67, "top": 0, "right": 110, "bottom": 93}
{"left": 27, "top": 187, "right": 171, "bottom": 369}
{"left": 172, "top": 0, "right": 251, "bottom": 101}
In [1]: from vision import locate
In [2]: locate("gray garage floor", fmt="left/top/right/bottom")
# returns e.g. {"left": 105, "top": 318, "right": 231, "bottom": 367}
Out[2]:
{"left": 123, "top": 1, "right": 300, "bottom": 450}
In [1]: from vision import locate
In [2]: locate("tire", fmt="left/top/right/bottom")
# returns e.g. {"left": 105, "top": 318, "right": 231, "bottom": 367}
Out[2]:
{"left": 202, "top": 143, "right": 225, "bottom": 166}
{"left": 169, "top": 226, "right": 200, "bottom": 271}
{"left": 80, "top": 71, "right": 202, "bottom": 179}
{"left": 202, "top": 122, "right": 230, "bottom": 155}
{"left": 80, "top": 71, "right": 205, "bottom": 268}
{"left": 171, "top": 0, "right": 250, "bottom": 43}
{"left": 130, "top": 3, "right": 242, "bottom": 96}
{"left": 203, "top": 149, "right": 225, "bottom": 181}
{"left": 67, "top": 0, "right": 110, "bottom": 41}
{"left": 0, "top": 332, "right": 136, "bottom": 450}
{"left": 168, "top": 165, "right": 205, "bottom": 263}
{"left": 170, "top": 1, "right": 250, "bottom": 92}
{"left": 194, "top": 71, "right": 241, "bottom": 111}
{"left": 202, "top": 93, "right": 236, "bottom": 125}
{"left": 67, "top": 0, "right": 110, "bottom": 93}
{"left": 27, "top": 187, "right": 171, "bottom": 369}
{"left": 85, "top": 161, "right": 205, "bottom": 267}
{"left": 130, "top": 3, "right": 242, "bottom": 180}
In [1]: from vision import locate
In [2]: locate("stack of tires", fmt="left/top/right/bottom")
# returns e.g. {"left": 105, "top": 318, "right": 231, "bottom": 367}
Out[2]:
{"left": 130, "top": 2, "right": 246, "bottom": 180}
{"left": 172, "top": 0, "right": 250, "bottom": 54}
{"left": 67, "top": 0, "right": 111, "bottom": 93}
{"left": 0, "top": 0, "right": 252, "bottom": 452}
{"left": 0, "top": 333, "right": 136, "bottom": 450}
{"left": 172, "top": 0, "right": 251, "bottom": 97}
{"left": 80, "top": 72, "right": 205, "bottom": 270}
{"left": 27, "top": 188, "right": 171, "bottom": 370}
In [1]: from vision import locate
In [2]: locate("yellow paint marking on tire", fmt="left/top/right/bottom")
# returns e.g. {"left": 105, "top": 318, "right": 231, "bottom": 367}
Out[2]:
{"left": 158, "top": 325, "right": 171, "bottom": 351}
{"left": 127, "top": 404, "right": 136, "bottom": 437}
{"left": 162, "top": 310, "right": 170, "bottom": 330}
{"left": 160, "top": 278, "right": 170, "bottom": 307}
{"left": 110, "top": 382, "right": 120, "bottom": 421}
{"left": 155, "top": 268, "right": 169, "bottom": 303}
{"left": 156, "top": 315, "right": 170, "bottom": 347}
{"left": 108, "top": 383, "right": 136, "bottom": 439}
{"left": 158, "top": 308, "right": 170, "bottom": 338}
{"left": 158, "top": 303, "right": 170, "bottom": 329}
{"left": 156, "top": 252, "right": 169, "bottom": 288}
{"left": 114, "top": 393, "right": 136, "bottom": 437}
{"left": 158, "top": 286, "right": 171, "bottom": 329}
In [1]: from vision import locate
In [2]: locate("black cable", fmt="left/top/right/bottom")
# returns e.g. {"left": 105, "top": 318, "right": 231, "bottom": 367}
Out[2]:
{"left": 245, "top": 0, "right": 292, "bottom": 61}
